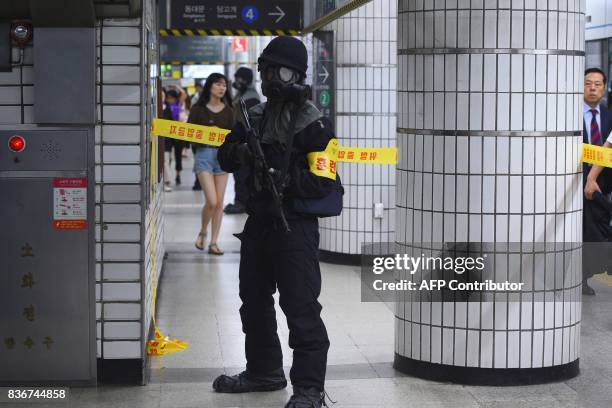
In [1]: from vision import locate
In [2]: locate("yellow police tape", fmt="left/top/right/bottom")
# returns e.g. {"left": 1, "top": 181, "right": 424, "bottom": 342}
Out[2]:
{"left": 152, "top": 118, "right": 231, "bottom": 147}
{"left": 146, "top": 138, "right": 188, "bottom": 357}
{"left": 151, "top": 118, "right": 398, "bottom": 169}
{"left": 582, "top": 143, "right": 612, "bottom": 168}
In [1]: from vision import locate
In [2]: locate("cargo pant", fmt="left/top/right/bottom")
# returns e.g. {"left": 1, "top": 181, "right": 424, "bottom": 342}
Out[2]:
{"left": 235, "top": 215, "right": 330, "bottom": 391}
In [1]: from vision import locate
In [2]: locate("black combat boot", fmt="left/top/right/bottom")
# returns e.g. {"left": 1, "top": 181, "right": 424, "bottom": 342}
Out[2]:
{"left": 212, "top": 368, "right": 287, "bottom": 393}
{"left": 582, "top": 279, "right": 595, "bottom": 296}
{"left": 284, "top": 386, "right": 327, "bottom": 408}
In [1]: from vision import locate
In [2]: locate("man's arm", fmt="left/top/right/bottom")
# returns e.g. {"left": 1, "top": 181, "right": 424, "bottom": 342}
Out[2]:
{"left": 585, "top": 140, "right": 612, "bottom": 200}
{"left": 218, "top": 122, "right": 248, "bottom": 173}
{"left": 168, "top": 84, "right": 188, "bottom": 104}
{"left": 287, "top": 118, "right": 336, "bottom": 199}
{"left": 244, "top": 97, "right": 260, "bottom": 111}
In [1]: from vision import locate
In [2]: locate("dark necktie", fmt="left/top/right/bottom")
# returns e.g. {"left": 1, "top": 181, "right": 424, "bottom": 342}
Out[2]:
{"left": 591, "top": 109, "right": 602, "bottom": 146}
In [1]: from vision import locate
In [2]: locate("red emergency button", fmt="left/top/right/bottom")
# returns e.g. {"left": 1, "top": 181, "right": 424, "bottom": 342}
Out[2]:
{"left": 8, "top": 135, "right": 26, "bottom": 152}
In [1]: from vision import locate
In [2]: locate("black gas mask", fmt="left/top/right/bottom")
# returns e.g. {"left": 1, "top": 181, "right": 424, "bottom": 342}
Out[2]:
{"left": 260, "top": 64, "right": 311, "bottom": 105}
{"left": 232, "top": 78, "right": 248, "bottom": 94}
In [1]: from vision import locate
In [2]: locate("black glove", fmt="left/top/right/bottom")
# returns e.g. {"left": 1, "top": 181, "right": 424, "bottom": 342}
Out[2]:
{"left": 235, "top": 143, "right": 252, "bottom": 166}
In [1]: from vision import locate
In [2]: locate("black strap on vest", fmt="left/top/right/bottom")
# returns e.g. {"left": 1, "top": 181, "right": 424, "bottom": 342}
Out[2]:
{"left": 278, "top": 105, "right": 298, "bottom": 193}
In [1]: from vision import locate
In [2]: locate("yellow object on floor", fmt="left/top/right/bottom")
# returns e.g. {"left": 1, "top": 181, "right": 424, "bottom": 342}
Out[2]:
{"left": 593, "top": 272, "right": 612, "bottom": 286}
{"left": 146, "top": 328, "right": 189, "bottom": 356}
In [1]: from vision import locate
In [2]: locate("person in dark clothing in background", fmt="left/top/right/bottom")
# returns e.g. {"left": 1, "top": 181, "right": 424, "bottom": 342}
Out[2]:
{"left": 582, "top": 67, "right": 612, "bottom": 295}
{"left": 224, "top": 67, "right": 261, "bottom": 214}
{"left": 192, "top": 79, "right": 205, "bottom": 191}
{"left": 163, "top": 86, "right": 189, "bottom": 186}
{"left": 214, "top": 37, "right": 337, "bottom": 408}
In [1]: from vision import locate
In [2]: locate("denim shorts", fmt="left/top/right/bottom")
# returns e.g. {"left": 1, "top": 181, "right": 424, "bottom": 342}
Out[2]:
{"left": 194, "top": 146, "right": 225, "bottom": 175}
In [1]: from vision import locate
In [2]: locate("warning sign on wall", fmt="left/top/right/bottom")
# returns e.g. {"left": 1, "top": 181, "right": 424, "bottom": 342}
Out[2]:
{"left": 231, "top": 37, "right": 247, "bottom": 53}
{"left": 53, "top": 178, "right": 87, "bottom": 230}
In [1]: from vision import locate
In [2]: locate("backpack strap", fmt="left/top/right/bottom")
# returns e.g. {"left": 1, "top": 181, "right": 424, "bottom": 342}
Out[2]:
{"left": 279, "top": 106, "right": 298, "bottom": 192}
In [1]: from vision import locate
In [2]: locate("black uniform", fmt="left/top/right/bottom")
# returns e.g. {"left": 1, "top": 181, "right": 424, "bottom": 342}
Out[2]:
{"left": 218, "top": 106, "right": 335, "bottom": 391}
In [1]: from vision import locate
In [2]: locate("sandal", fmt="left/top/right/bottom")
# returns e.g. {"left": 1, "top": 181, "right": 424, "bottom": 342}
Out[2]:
{"left": 195, "top": 231, "right": 206, "bottom": 250}
{"left": 208, "top": 243, "right": 224, "bottom": 256}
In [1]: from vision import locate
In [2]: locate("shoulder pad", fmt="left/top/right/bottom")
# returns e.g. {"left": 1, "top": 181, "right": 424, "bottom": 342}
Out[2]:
{"left": 248, "top": 102, "right": 266, "bottom": 117}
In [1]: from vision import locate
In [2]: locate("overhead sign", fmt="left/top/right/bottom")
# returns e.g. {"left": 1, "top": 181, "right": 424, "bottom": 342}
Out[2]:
{"left": 170, "top": 0, "right": 302, "bottom": 33}
{"left": 312, "top": 31, "right": 335, "bottom": 129}
{"left": 160, "top": 36, "right": 224, "bottom": 63}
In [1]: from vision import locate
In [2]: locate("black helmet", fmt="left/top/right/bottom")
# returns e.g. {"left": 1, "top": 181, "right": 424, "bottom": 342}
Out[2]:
{"left": 234, "top": 67, "right": 254, "bottom": 85}
{"left": 257, "top": 36, "right": 307, "bottom": 78}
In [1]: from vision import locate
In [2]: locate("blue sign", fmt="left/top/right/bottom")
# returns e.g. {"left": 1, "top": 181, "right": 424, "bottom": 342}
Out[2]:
{"left": 241, "top": 5, "right": 259, "bottom": 24}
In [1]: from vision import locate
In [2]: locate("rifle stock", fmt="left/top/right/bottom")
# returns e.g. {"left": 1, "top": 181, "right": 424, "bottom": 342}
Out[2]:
{"left": 239, "top": 98, "right": 291, "bottom": 233}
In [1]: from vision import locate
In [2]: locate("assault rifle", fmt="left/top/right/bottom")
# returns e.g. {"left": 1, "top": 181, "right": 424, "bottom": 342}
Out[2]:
{"left": 239, "top": 98, "right": 291, "bottom": 233}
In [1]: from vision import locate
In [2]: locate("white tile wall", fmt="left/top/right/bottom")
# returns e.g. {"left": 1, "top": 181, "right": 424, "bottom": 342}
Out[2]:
{"left": 102, "top": 46, "right": 141, "bottom": 65}
{"left": 102, "top": 145, "right": 141, "bottom": 163}
{"left": 103, "top": 66, "right": 141, "bottom": 83}
{"left": 102, "top": 85, "right": 141, "bottom": 104}
{"left": 321, "top": 0, "right": 397, "bottom": 255}
{"left": 102, "top": 282, "right": 141, "bottom": 301}
{"left": 0, "top": 47, "right": 33, "bottom": 125}
{"left": 104, "top": 303, "right": 141, "bottom": 319}
{"left": 102, "top": 165, "right": 141, "bottom": 183}
{"left": 103, "top": 341, "right": 141, "bottom": 359}
{"left": 0, "top": 69, "right": 20, "bottom": 85}
{"left": 102, "top": 185, "right": 142, "bottom": 202}
{"left": 102, "top": 263, "right": 141, "bottom": 281}
{"left": 100, "top": 224, "right": 141, "bottom": 242}
{"left": 0, "top": 106, "right": 21, "bottom": 124}
{"left": 104, "top": 322, "right": 141, "bottom": 339}
{"left": 102, "top": 27, "right": 141, "bottom": 45}
{"left": 102, "top": 243, "right": 141, "bottom": 261}
{"left": 102, "top": 106, "right": 141, "bottom": 124}
{"left": 102, "top": 204, "right": 142, "bottom": 222}
{"left": 0, "top": 86, "right": 21, "bottom": 104}
{"left": 101, "top": 125, "right": 141, "bottom": 144}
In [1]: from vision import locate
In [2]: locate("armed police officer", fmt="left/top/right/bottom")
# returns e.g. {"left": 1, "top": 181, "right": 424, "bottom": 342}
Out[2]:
{"left": 214, "top": 36, "right": 341, "bottom": 408}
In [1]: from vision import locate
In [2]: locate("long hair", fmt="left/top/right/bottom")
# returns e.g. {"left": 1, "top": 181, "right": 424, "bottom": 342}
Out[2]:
{"left": 195, "top": 73, "right": 231, "bottom": 107}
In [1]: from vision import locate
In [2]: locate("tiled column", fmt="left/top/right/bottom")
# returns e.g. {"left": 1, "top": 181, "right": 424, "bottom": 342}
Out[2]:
{"left": 394, "top": 0, "right": 584, "bottom": 384}
{"left": 319, "top": 0, "right": 397, "bottom": 259}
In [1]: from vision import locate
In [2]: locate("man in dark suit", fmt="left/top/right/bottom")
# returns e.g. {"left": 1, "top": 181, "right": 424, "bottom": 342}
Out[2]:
{"left": 582, "top": 68, "right": 612, "bottom": 295}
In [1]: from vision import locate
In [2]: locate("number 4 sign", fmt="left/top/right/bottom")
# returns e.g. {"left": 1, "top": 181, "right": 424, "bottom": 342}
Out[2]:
{"left": 241, "top": 6, "right": 259, "bottom": 24}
